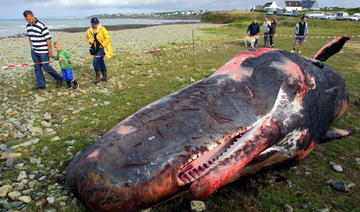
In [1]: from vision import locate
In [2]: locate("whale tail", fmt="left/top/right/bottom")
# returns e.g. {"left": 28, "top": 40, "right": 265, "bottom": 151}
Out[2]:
{"left": 313, "top": 36, "right": 350, "bottom": 62}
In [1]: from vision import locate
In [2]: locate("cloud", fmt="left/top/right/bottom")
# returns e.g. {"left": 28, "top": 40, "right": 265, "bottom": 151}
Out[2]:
{"left": 4, "top": 0, "right": 360, "bottom": 12}
{"left": 8, "top": 0, "right": 249, "bottom": 10}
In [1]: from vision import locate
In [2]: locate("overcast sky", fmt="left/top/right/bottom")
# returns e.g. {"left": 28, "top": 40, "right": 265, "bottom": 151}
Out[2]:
{"left": 1, "top": 0, "right": 359, "bottom": 19}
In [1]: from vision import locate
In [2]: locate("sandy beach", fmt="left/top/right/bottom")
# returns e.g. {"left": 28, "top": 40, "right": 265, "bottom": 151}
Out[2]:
{"left": 0, "top": 23, "right": 223, "bottom": 72}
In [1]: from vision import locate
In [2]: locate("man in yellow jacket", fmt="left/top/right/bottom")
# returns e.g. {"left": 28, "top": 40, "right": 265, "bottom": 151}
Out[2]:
{"left": 86, "top": 17, "right": 114, "bottom": 83}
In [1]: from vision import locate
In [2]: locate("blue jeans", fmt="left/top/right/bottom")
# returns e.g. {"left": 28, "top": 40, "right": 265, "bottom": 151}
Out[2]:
{"left": 264, "top": 32, "right": 271, "bottom": 47}
{"left": 31, "top": 50, "right": 62, "bottom": 88}
{"left": 93, "top": 48, "right": 107, "bottom": 72}
{"left": 61, "top": 68, "right": 74, "bottom": 81}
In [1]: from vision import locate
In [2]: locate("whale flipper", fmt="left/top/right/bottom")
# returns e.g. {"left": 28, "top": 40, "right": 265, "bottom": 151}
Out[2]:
{"left": 322, "top": 127, "right": 352, "bottom": 142}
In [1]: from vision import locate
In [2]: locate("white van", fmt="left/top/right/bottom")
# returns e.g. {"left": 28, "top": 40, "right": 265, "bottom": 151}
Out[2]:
{"left": 305, "top": 11, "right": 324, "bottom": 19}
{"left": 335, "top": 12, "right": 349, "bottom": 20}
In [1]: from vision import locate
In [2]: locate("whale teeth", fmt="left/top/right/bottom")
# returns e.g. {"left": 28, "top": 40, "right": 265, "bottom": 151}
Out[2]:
{"left": 181, "top": 175, "right": 190, "bottom": 184}
{"left": 187, "top": 174, "right": 195, "bottom": 182}
{"left": 192, "top": 169, "right": 200, "bottom": 175}
{"left": 189, "top": 171, "right": 197, "bottom": 178}
{"left": 207, "top": 143, "right": 218, "bottom": 151}
{"left": 184, "top": 174, "right": 191, "bottom": 180}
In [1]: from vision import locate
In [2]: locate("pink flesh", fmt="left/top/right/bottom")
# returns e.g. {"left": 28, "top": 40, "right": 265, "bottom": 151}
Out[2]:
{"left": 87, "top": 149, "right": 100, "bottom": 159}
{"left": 189, "top": 118, "right": 280, "bottom": 198}
{"left": 116, "top": 125, "right": 137, "bottom": 135}
{"left": 211, "top": 48, "right": 275, "bottom": 81}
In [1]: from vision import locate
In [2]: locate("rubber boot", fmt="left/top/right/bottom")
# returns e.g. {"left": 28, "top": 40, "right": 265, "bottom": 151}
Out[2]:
{"left": 66, "top": 81, "right": 72, "bottom": 89}
{"left": 101, "top": 71, "right": 107, "bottom": 82}
{"left": 93, "top": 71, "right": 101, "bottom": 84}
{"left": 72, "top": 80, "right": 78, "bottom": 89}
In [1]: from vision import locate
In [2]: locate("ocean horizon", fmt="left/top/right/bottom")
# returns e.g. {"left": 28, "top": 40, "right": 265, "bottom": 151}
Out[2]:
{"left": 0, "top": 17, "right": 200, "bottom": 37}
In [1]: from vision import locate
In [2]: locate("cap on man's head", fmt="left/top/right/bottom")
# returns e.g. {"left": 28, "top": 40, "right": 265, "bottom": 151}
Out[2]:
{"left": 90, "top": 17, "right": 100, "bottom": 24}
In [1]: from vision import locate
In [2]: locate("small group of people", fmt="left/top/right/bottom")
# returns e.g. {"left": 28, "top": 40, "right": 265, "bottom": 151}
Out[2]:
{"left": 23, "top": 10, "right": 113, "bottom": 90}
{"left": 247, "top": 17, "right": 277, "bottom": 48}
{"left": 246, "top": 16, "right": 308, "bottom": 54}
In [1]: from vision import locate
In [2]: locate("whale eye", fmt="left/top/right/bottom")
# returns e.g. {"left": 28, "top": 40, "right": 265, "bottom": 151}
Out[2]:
{"left": 312, "top": 61, "right": 324, "bottom": 69}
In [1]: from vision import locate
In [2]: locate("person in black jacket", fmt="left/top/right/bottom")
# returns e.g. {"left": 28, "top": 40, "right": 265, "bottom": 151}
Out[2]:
{"left": 269, "top": 18, "right": 277, "bottom": 47}
{"left": 247, "top": 19, "right": 260, "bottom": 47}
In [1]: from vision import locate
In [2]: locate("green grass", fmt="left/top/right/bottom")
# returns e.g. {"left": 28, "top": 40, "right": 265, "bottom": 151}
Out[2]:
{"left": 1, "top": 10, "right": 360, "bottom": 212}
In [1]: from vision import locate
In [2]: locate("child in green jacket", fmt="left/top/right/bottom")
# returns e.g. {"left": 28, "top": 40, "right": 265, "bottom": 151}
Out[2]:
{"left": 53, "top": 41, "right": 78, "bottom": 89}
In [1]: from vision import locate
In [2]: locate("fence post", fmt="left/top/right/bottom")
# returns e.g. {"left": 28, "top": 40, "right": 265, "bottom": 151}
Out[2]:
{"left": 192, "top": 30, "right": 196, "bottom": 72}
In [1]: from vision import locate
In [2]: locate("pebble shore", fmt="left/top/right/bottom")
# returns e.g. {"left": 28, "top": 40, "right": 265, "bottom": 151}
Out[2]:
{"left": 0, "top": 23, "right": 223, "bottom": 71}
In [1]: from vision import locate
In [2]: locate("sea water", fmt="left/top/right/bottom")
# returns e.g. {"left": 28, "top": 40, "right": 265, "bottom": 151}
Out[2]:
{"left": 0, "top": 18, "right": 200, "bottom": 37}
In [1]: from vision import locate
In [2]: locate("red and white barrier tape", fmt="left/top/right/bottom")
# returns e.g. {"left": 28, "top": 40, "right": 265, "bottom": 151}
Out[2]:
{"left": 1, "top": 34, "right": 359, "bottom": 70}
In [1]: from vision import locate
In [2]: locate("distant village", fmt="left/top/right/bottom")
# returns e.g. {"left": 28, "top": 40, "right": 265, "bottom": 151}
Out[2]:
{"left": 252, "top": 0, "right": 331, "bottom": 11}
{"left": 92, "top": 1, "right": 359, "bottom": 20}
{"left": 91, "top": 10, "right": 207, "bottom": 20}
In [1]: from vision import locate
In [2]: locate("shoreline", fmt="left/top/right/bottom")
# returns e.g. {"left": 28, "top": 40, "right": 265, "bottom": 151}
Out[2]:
{"left": 0, "top": 21, "right": 203, "bottom": 38}
{"left": 53, "top": 21, "right": 202, "bottom": 33}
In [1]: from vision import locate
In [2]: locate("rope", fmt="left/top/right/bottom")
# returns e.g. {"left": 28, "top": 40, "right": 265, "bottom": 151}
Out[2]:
{"left": 1, "top": 33, "right": 359, "bottom": 70}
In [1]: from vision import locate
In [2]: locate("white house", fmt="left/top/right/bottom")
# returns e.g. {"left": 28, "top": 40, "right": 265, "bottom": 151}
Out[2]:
{"left": 285, "top": 1, "right": 303, "bottom": 11}
{"left": 251, "top": 0, "right": 319, "bottom": 11}
{"left": 263, "top": 1, "right": 281, "bottom": 10}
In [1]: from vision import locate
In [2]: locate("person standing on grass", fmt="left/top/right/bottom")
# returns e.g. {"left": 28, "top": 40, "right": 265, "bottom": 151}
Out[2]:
{"left": 263, "top": 17, "right": 271, "bottom": 47}
{"left": 53, "top": 41, "right": 78, "bottom": 89}
{"left": 269, "top": 18, "right": 277, "bottom": 47}
{"left": 291, "top": 16, "right": 308, "bottom": 54}
{"left": 23, "top": 10, "right": 63, "bottom": 90}
{"left": 247, "top": 19, "right": 260, "bottom": 47}
{"left": 86, "top": 17, "right": 114, "bottom": 84}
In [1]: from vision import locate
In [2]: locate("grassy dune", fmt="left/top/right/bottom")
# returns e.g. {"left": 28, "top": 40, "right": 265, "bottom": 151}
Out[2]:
{"left": 0, "top": 11, "right": 359, "bottom": 212}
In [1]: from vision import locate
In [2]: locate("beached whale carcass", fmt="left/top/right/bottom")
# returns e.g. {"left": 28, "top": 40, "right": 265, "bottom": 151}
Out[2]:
{"left": 66, "top": 36, "right": 350, "bottom": 211}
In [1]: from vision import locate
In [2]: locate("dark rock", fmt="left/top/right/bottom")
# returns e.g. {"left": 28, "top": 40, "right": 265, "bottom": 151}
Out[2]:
{"left": 302, "top": 200, "right": 311, "bottom": 209}
{"left": 0, "top": 198, "right": 8, "bottom": 206}
{"left": 326, "top": 179, "right": 353, "bottom": 192}
{"left": 6, "top": 157, "right": 17, "bottom": 167}
{"left": 3, "top": 201, "right": 23, "bottom": 209}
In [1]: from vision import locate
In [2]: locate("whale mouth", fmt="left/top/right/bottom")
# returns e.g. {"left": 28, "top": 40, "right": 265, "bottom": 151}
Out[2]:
{"left": 176, "top": 128, "right": 251, "bottom": 186}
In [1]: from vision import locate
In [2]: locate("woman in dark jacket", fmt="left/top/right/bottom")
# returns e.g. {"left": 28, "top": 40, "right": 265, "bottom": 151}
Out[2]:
{"left": 269, "top": 18, "right": 277, "bottom": 47}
